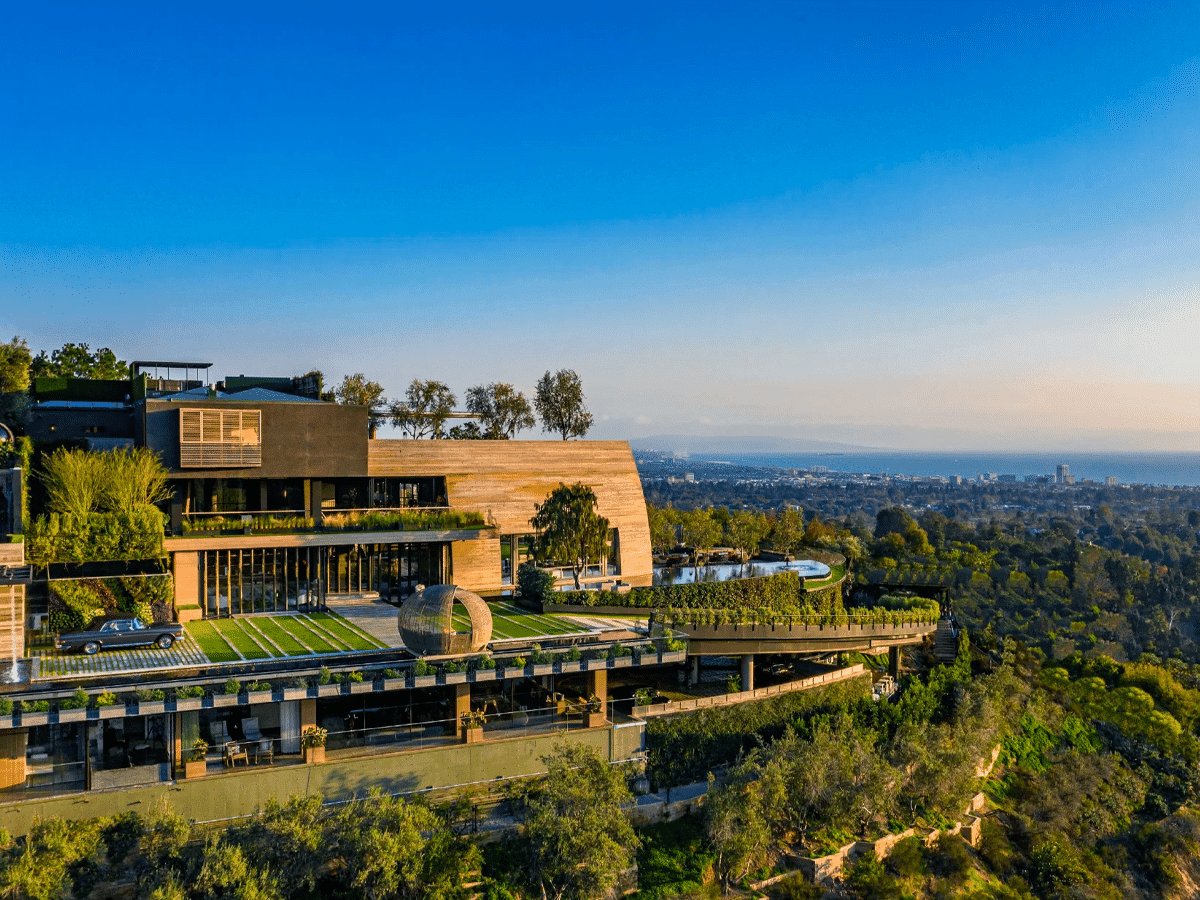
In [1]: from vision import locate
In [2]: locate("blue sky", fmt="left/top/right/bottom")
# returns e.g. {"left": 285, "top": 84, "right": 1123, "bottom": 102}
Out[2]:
{"left": 3, "top": 1, "right": 1198, "bottom": 451}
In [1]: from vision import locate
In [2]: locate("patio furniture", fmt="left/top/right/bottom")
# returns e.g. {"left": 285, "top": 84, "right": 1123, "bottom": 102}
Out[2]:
{"left": 251, "top": 739, "right": 274, "bottom": 765}
{"left": 241, "top": 718, "right": 264, "bottom": 741}
{"left": 223, "top": 742, "right": 248, "bottom": 767}
{"left": 209, "top": 721, "right": 230, "bottom": 747}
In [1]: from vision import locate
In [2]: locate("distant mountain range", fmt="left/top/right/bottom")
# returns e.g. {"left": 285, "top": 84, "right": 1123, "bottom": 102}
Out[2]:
{"left": 627, "top": 435, "right": 882, "bottom": 455}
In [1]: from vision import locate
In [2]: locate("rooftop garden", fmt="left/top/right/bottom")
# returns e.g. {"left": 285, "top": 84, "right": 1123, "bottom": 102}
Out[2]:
{"left": 179, "top": 507, "right": 487, "bottom": 536}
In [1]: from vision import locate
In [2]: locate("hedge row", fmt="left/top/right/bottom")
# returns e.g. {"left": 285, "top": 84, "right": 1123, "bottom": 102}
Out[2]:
{"left": 26, "top": 505, "right": 165, "bottom": 565}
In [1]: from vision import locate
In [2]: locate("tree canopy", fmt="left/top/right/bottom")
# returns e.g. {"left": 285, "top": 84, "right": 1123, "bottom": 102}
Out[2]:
{"left": 30, "top": 343, "right": 129, "bottom": 380}
{"left": 333, "top": 373, "right": 387, "bottom": 437}
{"left": 534, "top": 369, "right": 594, "bottom": 440}
{"left": 531, "top": 482, "right": 610, "bottom": 590}
{"left": 519, "top": 743, "right": 639, "bottom": 900}
{"left": 0, "top": 337, "right": 32, "bottom": 394}
{"left": 390, "top": 379, "right": 456, "bottom": 439}
{"left": 463, "top": 383, "right": 535, "bottom": 439}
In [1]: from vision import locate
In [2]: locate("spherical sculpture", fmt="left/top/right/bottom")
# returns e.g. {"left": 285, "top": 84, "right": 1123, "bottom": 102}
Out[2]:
{"left": 397, "top": 584, "right": 493, "bottom": 656}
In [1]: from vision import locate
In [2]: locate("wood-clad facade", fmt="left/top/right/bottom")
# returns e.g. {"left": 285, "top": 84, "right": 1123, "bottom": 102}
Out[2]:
{"left": 368, "top": 439, "right": 653, "bottom": 593}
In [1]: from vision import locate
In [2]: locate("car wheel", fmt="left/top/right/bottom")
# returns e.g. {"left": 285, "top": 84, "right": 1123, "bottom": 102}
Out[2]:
{"left": 156, "top": 634, "right": 175, "bottom": 650}
{"left": 83, "top": 641, "right": 101, "bottom": 655}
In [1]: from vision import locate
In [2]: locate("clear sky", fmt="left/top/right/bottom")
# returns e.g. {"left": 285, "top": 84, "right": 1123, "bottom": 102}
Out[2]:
{"left": 3, "top": 1, "right": 1198, "bottom": 451}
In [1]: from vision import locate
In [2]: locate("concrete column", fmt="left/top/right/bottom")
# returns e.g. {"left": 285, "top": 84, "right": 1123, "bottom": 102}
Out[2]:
{"left": 584, "top": 668, "right": 608, "bottom": 728}
{"left": 690, "top": 656, "right": 700, "bottom": 686}
{"left": 888, "top": 645, "right": 901, "bottom": 679}
{"left": 740, "top": 654, "right": 755, "bottom": 693}
{"left": 300, "top": 699, "right": 317, "bottom": 734}
{"left": 451, "top": 682, "right": 471, "bottom": 739}
{"left": 309, "top": 480, "right": 324, "bottom": 526}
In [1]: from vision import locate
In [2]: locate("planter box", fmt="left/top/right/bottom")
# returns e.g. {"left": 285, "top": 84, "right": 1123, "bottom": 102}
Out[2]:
{"left": 169, "top": 697, "right": 205, "bottom": 712}
{"left": 244, "top": 690, "right": 273, "bottom": 705}
{"left": 211, "top": 694, "right": 241, "bottom": 708}
{"left": 19, "top": 711, "right": 50, "bottom": 727}
{"left": 303, "top": 746, "right": 326, "bottom": 765}
{"left": 183, "top": 759, "right": 207, "bottom": 779}
{"left": 608, "top": 657, "right": 633, "bottom": 669}
{"left": 661, "top": 651, "right": 687, "bottom": 665}
{"left": 346, "top": 680, "right": 373, "bottom": 694}
{"left": 280, "top": 687, "right": 309, "bottom": 702}
{"left": 380, "top": 678, "right": 407, "bottom": 692}
{"left": 531, "top": 664, "right": 554, "bottom": 677}
{"left": 412, "top": 674, "right": 437, "bottom": 689}
{"left": 56, "top": 707, "right": 89, "bottom": 723}
{"left": 462, "top": 726, "right": 484, "bottom": 744}
{"left": 94, "top": 704, "right": 122, "bottom": 719}
{"left": 317, "top": 683, "right": 341, "bottom": 698}
{"left": 128, "top": 701, "right": 168, "bottom": 716}
{"left": 557, "top": 660, "right": 582, "bottom": 674}
{"left": 442, "top": 671, "right": 469, "bottom": 685}
{"left": 469, "top": 669, "right": 497, "bottom": 683}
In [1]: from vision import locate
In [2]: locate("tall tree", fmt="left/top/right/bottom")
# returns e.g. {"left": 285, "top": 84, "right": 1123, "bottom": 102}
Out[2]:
{"left": 725, "top": 509, "right": 770, "bottom": 567}
{"left": 30, "top": 343, "right": 129, "bottom": 380}
{"left": 647, "top": 504, "right": 680, "bottom": 556}
{"left": 681, "top": 508, "right": 721, "bottom": 567}
{"left": 532, "top": 482, "right": 611, "bottom": 590}
{"left": 534, "top": 369, "right": 594, "bottom": 440}
{"left": 770, "top": 505, "right": 805, "bottom": 559}
{"left": 334, "top": 373, "right": 387, "bottom": 438}
{"left": 390, "top": 379, "right": 456, "bottom": 439}
{"left": 0, "top": 337, "right": 32, "bottom": 393}
{"left": 520, "top": 743, "right": 639, "bottom": 900}
{"left": 464, "top": 382, "right": 535, "bottom": 439}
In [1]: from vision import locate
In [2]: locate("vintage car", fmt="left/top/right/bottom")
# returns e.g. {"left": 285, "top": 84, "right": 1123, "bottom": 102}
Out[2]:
{"left": 55, "top": 616, "right": 184, "bottom": 655}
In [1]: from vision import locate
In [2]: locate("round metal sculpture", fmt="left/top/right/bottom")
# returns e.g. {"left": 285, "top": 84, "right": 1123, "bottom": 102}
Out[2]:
{"left": 397, "top": 584, "right": 493, "bottom": 656}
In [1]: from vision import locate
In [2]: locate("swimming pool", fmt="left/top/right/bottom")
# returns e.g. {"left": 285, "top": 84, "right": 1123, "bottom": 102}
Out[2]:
{"left": 652, "top": 558, "right": 831, "bottom": 586}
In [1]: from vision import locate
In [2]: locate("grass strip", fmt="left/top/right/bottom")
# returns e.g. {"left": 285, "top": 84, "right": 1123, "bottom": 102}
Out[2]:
{"left": 212, "top": 620, "right": 273, "bottom": 659}
{"left": 324, "top": 611, "right": 389, "bottom": 649}
{"left": 278, "top": 617, "right": 339, "bottom": 654}
{"left": 487, "top": 614, "right": 543, "bottom": 639}
{"left": 250, "top": 618, "right": 311, "bottom": 656}
{"left": 309, "top": 612, "right": 386, "bottom": 650}
{"left": 491, "top": 603, "right": 582, "bottom": 635}
{"left": 186, "top": 621, "right": 240, "bottom": 663}
{"left": 298, "top": 616, "right": 356, "bottom": 652}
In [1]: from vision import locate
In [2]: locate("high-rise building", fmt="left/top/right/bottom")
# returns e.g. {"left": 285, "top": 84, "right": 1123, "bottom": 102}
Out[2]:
{"left": 1056, "top": 463, "right": 1070, "bottom": 484}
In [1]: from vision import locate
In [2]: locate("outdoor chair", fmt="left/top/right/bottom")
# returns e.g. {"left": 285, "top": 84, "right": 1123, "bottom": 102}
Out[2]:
{"left": 223, "top": 741, "right": 249, "bottom": 767}
{"left": 241, "top": 718, "right": 263, "bottom": 741}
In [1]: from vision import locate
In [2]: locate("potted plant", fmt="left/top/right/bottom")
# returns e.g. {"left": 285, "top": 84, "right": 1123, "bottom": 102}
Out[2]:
{"left": 18, "top": 700, "right": 50, "bottom": 726}
{"left": 302, "top": 726, "right": 327, "bottom": 764}
{"left": 442, "top": 660, "right": 468, "bottom": 685}
{"left": 281, "top": 677, "right": 310, "bottom": 701}
{"left": 213, "top": 677, "right": 242, "bottom": 707}
{"left": 57, "top": 687, "right": 90, "bottom": 723}
{"left": 461, "top": 708, "right": 486, "bottom": 744}
{"left": 245, "top": 681, "right": 273, "bottom": 703}
{"left": 184, "top": 738, "right": 208, "bottom": 779}
{"left": 316, "top": 667, "right": 341, "bottom": 697}
{"left": 582, "top": 694, "right": 605, "bottom": 728}
{"left": 171, "top": 685, "right": 205, "bottom": 711}
{"left": 411, "top": 659, "right": 437, "bottom": 689}
{"left": 380, "top": 668, "right": 406, "bottom": 691}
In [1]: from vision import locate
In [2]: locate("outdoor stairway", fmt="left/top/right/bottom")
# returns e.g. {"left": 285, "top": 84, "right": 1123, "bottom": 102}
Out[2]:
{"left": 933, "top": 618, "right": 959, "bottom": 663}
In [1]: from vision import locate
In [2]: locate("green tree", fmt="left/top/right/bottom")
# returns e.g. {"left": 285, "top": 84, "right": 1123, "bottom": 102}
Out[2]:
{"left": 334, "top": 373, "right": 387, "bottom": 437}
{"left": 706, "top": 764, "right": 771, "bottom": 890}
{"left": 532, "top": 483, "right": 610, "bottom": 590}
{"left": 390, "top": 379, "right": 457, "bottom": 439}
{"left": 770, "top": 506, "right": 805, "bottom": 559}
{"left": 464, "top": 383, "right": 535, "bottom": 439}
{"left": 725, "top": 509, "right": 770, "bottom": 568}
{"left": 647, "top": 504, "right": 680, "bottom": 556}
{"left": 534, "top": 369, "right": 594, "bottom": 440}
{"left": 30, "top": 343, "right": 129, "bottom": 379}
{"left": 0, "top": 337, "right": 32, "bottom": 393}
{"left": 681, "top": 508, "right": 721, "bottom": 567}
{"left": 519, "top": 743, "right": 639, "bottom": 900}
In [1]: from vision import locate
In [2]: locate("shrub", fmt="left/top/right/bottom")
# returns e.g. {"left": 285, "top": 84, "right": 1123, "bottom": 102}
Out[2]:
{"left": 608, "top": 642, "right": 631, "bottom": 659}
{"left": 317, "top": 666, "right": 333, "bottom": 685}
{"left": 223, "top": 677, "right": 241, "bottom": 696}
{"left": 245, "top": 681, "right": 272, "bottom": 693}
{"left": 413, "top": 659, "right": 434, "bottom": 677}
{"left": 189, "top": 738, "right": 208, "bottom": 762}
{"left": 59, "top": 687, "right": 89, "bottom": 710}
{"left": 473, "top": 656, "right": 496, "bottom": 671}
{"left": 133, "top": 688, "right": 165, "bottom": 702}
{"left": 95, "top": 690, "right": 118, "bottom": 706}
{"left": 0, "top": 698, "right": 12, "bottom": 716}
{"left": 517, "top": 562, "right": 556, "bottom": 604}
{"left": 174, "top": 685, "right": 203, "bottom": 699}
{"left": 383, "top": 668, "right": 402, "bottom": 679}
{"left": 22, "top": 700, "right": 50, "bottom": 713}
{"left": 301, "top": 726, "right": 327, "bottom": 749}
{"left": 511, "top": 656, "right": 527, "bottom": 670}
{"left": 530, "top": 644, "right": 553, "bottom": 665}
{"left": 443, "top": 660, "right": 465, "bottom": 674}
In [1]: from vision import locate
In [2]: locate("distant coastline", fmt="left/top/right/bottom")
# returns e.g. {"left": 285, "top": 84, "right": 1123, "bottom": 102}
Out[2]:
{"left": 686, "top": 451, "right": 1200, "bottom": 488}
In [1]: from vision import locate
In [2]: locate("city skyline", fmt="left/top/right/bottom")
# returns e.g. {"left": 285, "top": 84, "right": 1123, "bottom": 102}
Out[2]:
{"left": 4, "top": 2, "right": 1199, "bottom": 452}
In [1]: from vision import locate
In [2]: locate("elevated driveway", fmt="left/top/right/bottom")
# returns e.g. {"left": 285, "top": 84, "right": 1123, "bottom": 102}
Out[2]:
{"left": 668, "top": 617, "right": 938, "bottom": 656}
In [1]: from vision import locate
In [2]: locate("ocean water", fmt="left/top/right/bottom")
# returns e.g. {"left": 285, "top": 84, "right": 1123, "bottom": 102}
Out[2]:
{"left": 691, "top": 452, "right": 1200, "bottom": 488}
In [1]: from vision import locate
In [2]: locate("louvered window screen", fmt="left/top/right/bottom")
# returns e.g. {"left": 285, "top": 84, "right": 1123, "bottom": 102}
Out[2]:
{"left": 179, "top": 409, "right": 262, "bottom": 467}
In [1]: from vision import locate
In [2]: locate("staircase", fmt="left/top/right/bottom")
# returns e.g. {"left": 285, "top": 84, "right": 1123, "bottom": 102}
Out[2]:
{"left": 933, "top": 618, "right": 959, "bottom": 663}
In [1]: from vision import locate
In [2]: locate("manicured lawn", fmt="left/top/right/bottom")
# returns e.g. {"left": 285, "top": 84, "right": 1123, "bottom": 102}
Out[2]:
{"left": 478, "top": 602, "right": 593, "bottom": 640}
{"left": 212, "top": 620, "right": 274, "bottom": 659}
{"left": 246, "top": 618, "right": 310, "bottom": 656}
{"left": 308, "top": 612, "right": 386, "bottom": 650}
{"left": 186, "top": 621, "right": 240, "bottom": 663}
{"left": 283, "top": 617, "right": 339, "bottom": 654}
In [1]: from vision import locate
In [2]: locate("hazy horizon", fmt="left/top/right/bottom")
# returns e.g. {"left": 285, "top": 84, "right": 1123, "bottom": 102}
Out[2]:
{"left": 4, "top": 2, "right": 1198, "bottom": 454}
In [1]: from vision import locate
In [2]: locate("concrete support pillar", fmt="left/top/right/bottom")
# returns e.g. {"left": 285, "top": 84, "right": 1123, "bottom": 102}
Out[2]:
{"left": 300, "top": 699, "right": 317, "bottom": 735}
{"left": 309, "top": 480, "right": 323, "bottom": 526}
{"left": 690, "top": 656, "right": 700, "bottom": 686}
{"left": 889, "top": 645, "right": 901, "bottom": 679}
{"left": 584, "top": 668, "right": 608, "bottom": 728}
{"left": 452, "top": 682, "right": 471, "bottom": 739}
{"left": 740, "top": 654, "right": 755, "bottom": 693}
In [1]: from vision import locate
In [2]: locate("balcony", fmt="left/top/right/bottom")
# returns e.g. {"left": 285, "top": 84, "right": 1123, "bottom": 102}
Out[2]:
{"left": 179, "top": 507, "right": 487, "bottom": 537}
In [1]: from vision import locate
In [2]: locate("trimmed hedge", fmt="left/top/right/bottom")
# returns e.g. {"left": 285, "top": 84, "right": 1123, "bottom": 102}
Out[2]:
{"left": 26, "top": 505, "right": 165, "bottom": 565}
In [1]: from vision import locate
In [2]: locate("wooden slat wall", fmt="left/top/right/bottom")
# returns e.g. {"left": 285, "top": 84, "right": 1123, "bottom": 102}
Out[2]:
{"left": 369, "top": 441, "right": 653, "bottom": 591}
{"left": 0, "top": 545, "right": 24, "bottom": 665}
{"left": 0, "top": 730, "right": 27, "bottom": 790}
